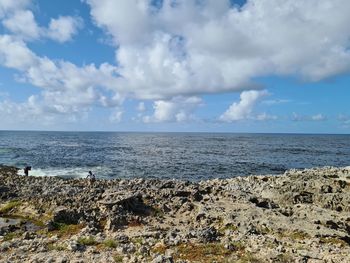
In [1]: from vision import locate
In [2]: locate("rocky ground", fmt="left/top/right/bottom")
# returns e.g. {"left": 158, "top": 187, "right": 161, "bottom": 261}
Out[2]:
{"left": 0, "top": 165, "right": 349, "bottom": 263}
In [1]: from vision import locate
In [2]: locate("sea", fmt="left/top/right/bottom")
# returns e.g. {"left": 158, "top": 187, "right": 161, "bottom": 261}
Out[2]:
{"left": 0, "top": 131, "right": 349, "bottom": 181}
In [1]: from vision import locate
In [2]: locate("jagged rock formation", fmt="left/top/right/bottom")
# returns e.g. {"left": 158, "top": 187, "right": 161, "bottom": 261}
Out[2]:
{"left": 0, "top": 165, "right": 349, "bottom": 262}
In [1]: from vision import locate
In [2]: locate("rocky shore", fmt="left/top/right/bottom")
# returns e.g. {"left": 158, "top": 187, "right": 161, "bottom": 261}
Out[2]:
{"left": 0, "top": 165, "right": 349, "bottom": 263}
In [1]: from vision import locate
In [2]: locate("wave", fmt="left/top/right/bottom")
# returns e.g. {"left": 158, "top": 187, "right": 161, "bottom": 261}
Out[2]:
{"left": 17, "top": 166, "right": 113, "bottom": 179}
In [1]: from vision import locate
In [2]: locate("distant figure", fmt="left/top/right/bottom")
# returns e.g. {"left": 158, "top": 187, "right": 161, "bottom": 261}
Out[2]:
{"left": 86, "top": 171, "right": 96, "bottom": 184}
{"left": 24, "top": 166, "right": 31, "bottom": 176}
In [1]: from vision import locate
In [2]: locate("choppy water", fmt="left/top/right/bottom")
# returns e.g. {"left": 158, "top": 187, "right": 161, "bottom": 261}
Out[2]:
{"left": 0, "top": 131, "right": 349, "bottom": 181}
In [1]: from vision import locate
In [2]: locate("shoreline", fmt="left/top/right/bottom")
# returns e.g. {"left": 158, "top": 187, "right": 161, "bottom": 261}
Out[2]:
{"left": 0, "top": 165, "right": 349, "bottom": 262}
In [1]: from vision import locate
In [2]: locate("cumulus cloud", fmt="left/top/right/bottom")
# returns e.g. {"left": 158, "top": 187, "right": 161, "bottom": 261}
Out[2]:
{"left": 85, "top": 0, "right": 350, "bottom": 100}
{"left": 0, "top": 0, "right": 31, "bottom": 18}
{"left": 220, "top": 90, "right": 268, "bottom": 122}
{"left": 2, "top": 10, "right": 40, "bottom": 40}
{"left": 143, "top": 97, "right": 203, "bottom": 123}
{"left": 1, "top": 0, "right": 81, "bottom": 42}
{"left": 0, "top": 95, "right": 88, "bottom": 128}
{"left": 0, "top": 35, "right": 37, "bottom": 70}
{"left": 1, "top": 0, "right": 350, "bottom": 126}
{"left": 0, "top": 35, "right": 123, "bottom": 121}
{"left": 46, "top": 16, "right": 83, "bottom": 43}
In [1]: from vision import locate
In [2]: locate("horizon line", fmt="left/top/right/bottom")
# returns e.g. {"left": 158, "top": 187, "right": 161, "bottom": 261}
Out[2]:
{"left": 0, "top": 129, "right": 349, "bottom": 136}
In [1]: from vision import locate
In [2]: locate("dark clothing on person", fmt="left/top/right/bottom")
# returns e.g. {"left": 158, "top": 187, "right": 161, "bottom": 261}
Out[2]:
{"left": 24, "top": 166, "right": 31, "bottom": 176}
{"left": 86, "top": 171, "right": 96, "bottom": 183}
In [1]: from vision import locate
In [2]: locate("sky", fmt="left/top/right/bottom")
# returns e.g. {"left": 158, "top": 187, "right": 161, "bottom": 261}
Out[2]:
{"left": 0, "top": 0, "right": 350, "bottom": 133}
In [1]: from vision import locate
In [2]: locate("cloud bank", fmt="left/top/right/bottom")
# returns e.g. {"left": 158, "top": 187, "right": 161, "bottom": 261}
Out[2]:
{"left": 1, "top": 0, "right": 350, "bottom": 126}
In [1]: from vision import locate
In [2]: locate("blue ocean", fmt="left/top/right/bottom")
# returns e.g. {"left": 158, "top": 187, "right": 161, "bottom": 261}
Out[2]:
{"left": 0, "top": 131, "right": 349, "bottom": 181}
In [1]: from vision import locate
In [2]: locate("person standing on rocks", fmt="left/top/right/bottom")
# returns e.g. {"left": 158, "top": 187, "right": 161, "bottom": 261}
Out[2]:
{"left": 86, "top": 170, "right": 96, "bottom": 184}
{"left": 24, "top": 166, "right": 31, "bottom": 176}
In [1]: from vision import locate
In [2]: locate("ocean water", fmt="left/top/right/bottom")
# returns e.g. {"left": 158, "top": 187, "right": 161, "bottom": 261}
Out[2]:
{"left": 0, "top": 131, "right": 349, "bottom": 181}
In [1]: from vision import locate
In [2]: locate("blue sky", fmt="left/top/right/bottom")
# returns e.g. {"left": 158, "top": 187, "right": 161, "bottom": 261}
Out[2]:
{"left": 0, "top": 0, "right": 350, "bottom": 133}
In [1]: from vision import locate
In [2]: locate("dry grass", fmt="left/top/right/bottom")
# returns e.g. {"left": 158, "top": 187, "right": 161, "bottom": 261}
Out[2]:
{"left": 0, "top": 200, "right": 22, "bottom": 215}
{"left": 152, "top": 243, "right": 168, "bottom": 254}
{"left": 48, "top": 223, "right": 85, "bottom": 238}
{"left": 173, "top": 243, "right": 232, "bottom": 263}
{"left": 320, "top": 237, "right": 348, "bottom": 247}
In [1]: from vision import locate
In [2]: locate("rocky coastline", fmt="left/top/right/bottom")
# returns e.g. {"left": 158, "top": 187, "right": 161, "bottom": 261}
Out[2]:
{"left": 0, "top": 165, "right": 349, "bottom": 263}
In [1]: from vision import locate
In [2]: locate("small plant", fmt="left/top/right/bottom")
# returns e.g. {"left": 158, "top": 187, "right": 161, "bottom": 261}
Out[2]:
{"left": 320, "top": 237, "right": 347, "bottom": 247}
{"left": 113, "top": 254, "right": 124, "bottom": 263}
{"left": 49, "top": 222, "right": 84, "bottom": 238}
{"left": 151, "top": 206, "right": 164, "bottom": 217}
{"left": 290, "top": 230, "right": 310, "bottom": 240}
{"left": 173, "top": 243, "right": 233, "bottom": 262}
{"left": 219, "top": 224, "right": 238, "bottom": 234}
{"left": 3, "top": 231, "right": 21, "bottom": 241}
{"left": 0, "top": 200, "right": 22, "bottom": 215}
{"left": 132, "top": 237, "right": 144, "bottom": 245}
{"left": 103, "top": 239, "right": 118, "bottom": 248}
{"left": 78, "top": 236, "right": 98, "bottom": 246}
{"left": 47, "top": 243, "right": 67, "bottom": 251}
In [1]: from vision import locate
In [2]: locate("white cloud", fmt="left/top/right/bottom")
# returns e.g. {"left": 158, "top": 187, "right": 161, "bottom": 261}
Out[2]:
{"left": 143, "top": 96, "right": 202, "bottom": 123}
{"left": 0, "top": 0, "right": 81, "bottom": 43}
{"left": 255, "top": 113, "right": 278, "bottom": 121}
{"left": 0, "top": 0, "right": 31, "bottom": 18}
{"left": 85, "top": 0, "right": 350, "bottom": 100}
{"left": 262, "top": 99, "right": 291, "bottom": 106}
{"left": 292, "top": 113, "right": 327, "bottom": 122}
{"left": 0, "top": 95, "right": 88, "bottom": 128}
{"left": 0, "top": 35, "right": 37, "bottom": 70}
{"left": 0, "top": 35, "right": 123, "bottom": 122}
{"left": 220, "top": 90, "right": 268, "bottom": 122}
{"left": 1, "top": 0, "right": 350, "bottom": 127}
{"left": 47, "top": 16, "right": 83, "bottom": 43}
{"left": 2, "top": 10, "right": 40, "bottom": 40}
{"left": 311, "top": 114, "right": 327, "bottom": 121}
{"left": 109, "top": 109, "right": 123, "bottom": 123}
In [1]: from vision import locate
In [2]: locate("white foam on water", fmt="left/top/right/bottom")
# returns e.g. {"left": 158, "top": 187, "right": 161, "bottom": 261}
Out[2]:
{"left": 17, "top": 166, "right": 113, "bottom": 179}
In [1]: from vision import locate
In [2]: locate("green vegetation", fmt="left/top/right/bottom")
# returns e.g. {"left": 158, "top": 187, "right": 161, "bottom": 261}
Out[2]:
{"left": 48, "top": 222, "right": 85, "bottom": 238}
{"left": 173, "top": 243, "right": 233, "bottom": 263}
{"left": 151, "top": 206, "right": 164, "bottom": 217}
{"left": 219, "top": 224, "right": 238, "bottom": 234}
{"left": 113, "top": 254, "right": 124, "bottom": 263}
{"left": 77, "top": 236, "right": 98, "bottom": 246}
{"left": 132, "top": 237, "right": 144, "bottom": 245}
{"left": 47, "top": 243, "right": 67, "bottom": 251}
{"left": 0, "top": 200, "right": 22, "bottom": 215}
{"left": 103, "top": 239, "right": 118, "bottom": 248}
{"left": 290, "top": 230, "right": 310, "bottom": 240}
{"left": 3, "top": 231, "right": 22, "bottom": 241}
